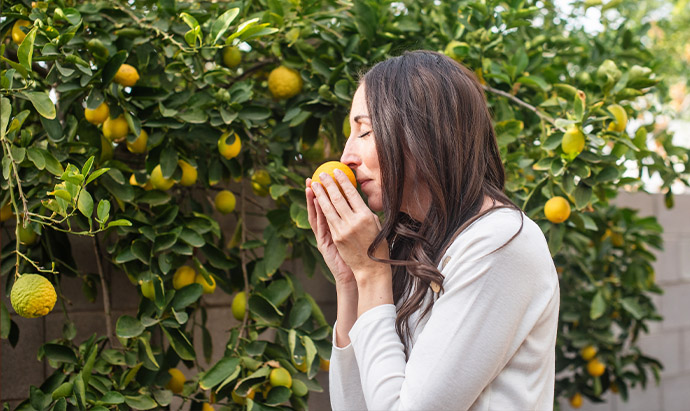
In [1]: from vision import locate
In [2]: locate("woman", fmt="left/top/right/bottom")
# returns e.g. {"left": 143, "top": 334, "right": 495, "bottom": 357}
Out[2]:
{"left": 305, "top": 50, "right": 559, "bottom": 410}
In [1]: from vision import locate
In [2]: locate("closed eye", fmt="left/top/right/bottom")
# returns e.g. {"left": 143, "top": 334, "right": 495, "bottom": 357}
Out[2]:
{"left": 358, "top": 131, "right": 371, "bottom": 138}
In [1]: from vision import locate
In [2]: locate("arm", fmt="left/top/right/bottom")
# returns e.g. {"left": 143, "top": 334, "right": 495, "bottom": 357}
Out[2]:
{"left": 349, "top": 221, "right": 558, "bottom": 410}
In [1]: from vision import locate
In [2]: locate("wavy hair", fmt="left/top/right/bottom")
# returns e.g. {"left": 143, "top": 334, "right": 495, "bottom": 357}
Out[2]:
{"left": 361, "top": 50, "right": 523, "bottom": 356}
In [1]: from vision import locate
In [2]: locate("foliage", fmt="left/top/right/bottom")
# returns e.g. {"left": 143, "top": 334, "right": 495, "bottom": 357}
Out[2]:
{"left": 1, "top": 0, "right": 689, "bottom": 409}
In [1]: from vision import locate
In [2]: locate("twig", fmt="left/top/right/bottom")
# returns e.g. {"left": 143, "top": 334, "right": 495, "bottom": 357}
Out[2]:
{"left": 482, "top": 84, "right": 564, "bottom": 131}
{"left": 113, "top": 3, "right": 188, "bottom": 52}
{"left": 234, "top": 59, "right": 278, "bottom": 83}
{"left": 93, "top": 236, "right": 116, "bottom": 348}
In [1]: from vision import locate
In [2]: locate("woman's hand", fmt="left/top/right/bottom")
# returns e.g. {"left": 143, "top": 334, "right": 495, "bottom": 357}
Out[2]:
{"left": 309, "top": 169, "right": 390, "bottom": 283}
{"left": 306, "top": 177, "right": 357, "bottom": 287}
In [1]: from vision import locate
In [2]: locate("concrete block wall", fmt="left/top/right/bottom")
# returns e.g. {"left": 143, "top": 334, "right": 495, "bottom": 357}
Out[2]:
{"left": 561, "top": 193, "right": 690, "bottom": 411}
{"left": 2, "top": 192, "right": 689, "bottom": 410}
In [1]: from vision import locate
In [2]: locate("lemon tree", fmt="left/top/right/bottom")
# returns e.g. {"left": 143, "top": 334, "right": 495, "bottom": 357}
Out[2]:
{"left": 1, "top": 0, "right": 688, "bottom": 409}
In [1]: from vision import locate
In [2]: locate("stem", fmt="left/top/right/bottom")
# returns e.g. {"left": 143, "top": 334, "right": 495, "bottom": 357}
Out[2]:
{"left": 482, "top": 84, "right": 563, "bottom": 131}
{"left": 234, "top": 182, "right": 250, "bottom": 351}
{"left": 93, "top": 236, "right": 116, "bottom": 348}
{"left": 233, "top": 59, "right": 278, "bottom": 83}
{"left": 113, "top": 3, "right": 188, "bottom": 52}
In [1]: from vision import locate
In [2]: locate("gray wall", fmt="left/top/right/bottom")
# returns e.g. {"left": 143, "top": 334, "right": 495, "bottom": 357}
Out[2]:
{"left": 2, "top": 192, "right": 689, "bottom": 410}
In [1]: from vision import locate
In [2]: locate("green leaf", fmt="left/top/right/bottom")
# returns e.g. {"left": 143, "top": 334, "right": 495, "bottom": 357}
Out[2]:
{"left": 288, "top": 298, "right": 312, "bottom": 329}
{"left": 51, "top": 382, "right": 74, "bottom": 400}
{"left": 42, "top": 343, "right": 78, "bottom": 364}
{"left": 161, "top": 326, "right": 196, "bottom": 360}
{"left": 211, "top": 8, "right": 240, "bottom": 44}
{"left": 170, "top": 283, "right": 203, "bottom": 311}
{"left": 265, "top": 386, "right": 292, "bottom": 406}
{"left": 116, "top": 315, "right": 145, "bottom": 338}
{"left": 96, "top": 199, "right": 110, "bottom": 223}
{"left": 0, "top": 97, "right": 10, "bottom": 139}
{"left": 29, "top": 386, "right": 49, "bottom": 411}
{"left": 264, "top": 233, "right": 287, "bottom": 276}
{"left": 77, "top": 189, "right": 94, "bottom": 218}
{"left": 17, "top": 27, "right": 37, "bottom": 72}
{"left": 42, "top": 150, "right": 64, "bottom": 176}
{"left": 21, "top": 91, "right": 56, "bottom": 119}
{"left": 85, "top": 168, "right": 109, "bottom": 185}
{"left": 248, "top": 293, "right": 282, "bottom": 323}
{"left": 124, "top": 394, "right": 158, "bottom": 410}
{"left": 620, "top": 297, "right": 645, "bottom": 320}
{"left": 590, "top": 290, "right": 606, "bottom": 320}
{"left": 573, "top": 184, "right": 593, "bottom": 209}
{"left": 179, "top": 228, "right": 205, "bottom": 247}
{"left": 101, "top": 391, "right": 125, "bottom": 404}
{"left": 199, "top": 356, "right": 240, "bottom": 390}
{"left": 102, "top": 51, "right": 127, "bottom": 84}
{"left": 107, "top": 219, "right": 132, "bottom": 228}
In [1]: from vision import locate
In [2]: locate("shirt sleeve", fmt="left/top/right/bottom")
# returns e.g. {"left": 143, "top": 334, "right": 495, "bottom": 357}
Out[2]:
{"left": 329, "top": 320, "right": 368, "bottom": 411}
{"left": 348, "top": 217, "right": 558, "bottom": 410}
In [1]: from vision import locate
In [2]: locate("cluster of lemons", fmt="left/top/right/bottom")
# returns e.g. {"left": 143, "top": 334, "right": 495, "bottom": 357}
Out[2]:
{"left": 139, "top": 265, "right": 216, "bottom": 300}
{"left": 569, "top": 345, "right": 609, "bottom": 408}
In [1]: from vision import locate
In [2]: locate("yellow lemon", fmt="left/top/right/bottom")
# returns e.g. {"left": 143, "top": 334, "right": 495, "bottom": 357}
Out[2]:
{"left": 544, "top": 196, "right": 571, "bottom": 224}
{"left": 139, "top": 280, "right": 155, "bottom": 300}
{"left": 126, "top": 129, "right": 148, "bottom": 153}
{"left": 251, "top": 170, "right": 271, "bottom": 196}
{"left": 561, "top": 126, "right": 585, "bottom": 155}
{"left": 202, "top": 404, "right": 214, "bottom": 411}
{"left": 319, "top": 358, "right": 330, "bottom": 372}
{"left": 1, "top": 202, "right": 14, "bottom": 222}
{"left": 222, "top": 46, "right": 242, "bottom": 68}
{"left": 231, "top": 291, "right": 247, "bottom": 321}
{"left": 231, "top": 388, "right": 255, "bottom": 405}
{"left": 102, "top": 115, "right": 130, "bottom": 142}
{"left": 269, "top": 367, "right": 292, "bottom": 388}
{"left": 214, "top": 190, "right": 236, "bottom": 214}
{"left": 268, "top": 66, "right": 303, "bottom": 100}
{"left": 84, "top": 102, "right": 110, "bottom": 125}
{"left": 607, "top": 104, "right": 628, "bottom": 133}
{"left": 569, "top": 393, "right": 583, "bottom": 408}
{"left": 218, "top": 132, "right": 241, "bottom": 159}
{"left": 311, "top": 161, "right": 357, "bottom": 197}
{"left": 166, "top": 368, "right": 185, "bottom": 394}
{"left": 12, "top": 20, "right": 31, "bottom": 44}
{"left": 177, "top": 160, "right": 197, "bottom": 186}
{"left": 172, "top": 266, "right": 196, "bottom": 290}
{"left": 580, "top": 345, "right": 597, "bottom": 361}
{"left": 195, "top": 273, "right": 216, "bottom": 294}
{"left": 113, "top": 63, "right": 140, "bottom": 87}
{"left": 587, "top": 358, "right": 606, "bottom": 377}
{"left": 150, "top": 165, "right": 175, "bottom": 191}
{"left": 10, "top": 274, "right": 57, "bottom": 318}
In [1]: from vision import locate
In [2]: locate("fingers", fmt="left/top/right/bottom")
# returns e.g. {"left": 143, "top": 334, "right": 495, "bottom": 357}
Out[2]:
{"left": 311, "top": 179, "right": 343, "bottom": 223}
{"left": 313, "top": 172, "right": 354, "bottom": 219}
{"left": 333, "top": 168, "right": 368, "bottom": 211}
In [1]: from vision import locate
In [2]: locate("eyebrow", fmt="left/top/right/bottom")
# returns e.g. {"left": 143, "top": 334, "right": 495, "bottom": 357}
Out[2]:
{"left": 353, "top": 115, "right": 370, "bottom": 123}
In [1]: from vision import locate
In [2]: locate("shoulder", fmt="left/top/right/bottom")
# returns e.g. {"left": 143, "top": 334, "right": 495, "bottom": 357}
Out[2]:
{"left": 441, "top": 207, "right": 557, "bottom": 290}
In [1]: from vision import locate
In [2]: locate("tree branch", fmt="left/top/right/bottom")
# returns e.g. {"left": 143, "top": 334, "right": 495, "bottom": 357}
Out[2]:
{"left": 93, "top": 236, "right": 116, "bottom": 348}
{"left": 482, "top": 84, "right": 564, "bottom": 131}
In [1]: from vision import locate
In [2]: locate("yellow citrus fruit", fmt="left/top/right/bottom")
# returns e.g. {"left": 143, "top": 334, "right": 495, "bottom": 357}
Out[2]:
{"left": 319, "top": 358, "right": 330, "bottom": 372}
{"left": 166, "top": 368, "right": 185, "bottom": 394}
{"left": 223, "top": 46, "right": 242, "bottom": 68}
{"left": 113, "top": 63, "right": 140, "bottom": 87}
{"left": 172, "top": 266, "right": 196, "bottom": 290}
{"left": 292, "top": 356, "right": 308, "bottom": 372}
{"left": 268, "top": 66, "right": 303, "bottom": 99}
{"left": 602, "top": 228, "right": 624, "bottom": 247}
{"left": 269, "top": 367, "right": 292, "bottom": 388}
{"left": 231, "top": 291, "right": 247, "bottom": 321}
{"left": 195, "top": 273, "right": 216, "bottom": 294}
{"left": 562, "top": 126, "right": 585, "bottom": 155}
{"left": 102, "top": 115, "right": 130, "bottom": 142}
{"left": 607, "top": 104, "right": 628, "bottom": 133}
{"left": 178, "top": 160, "right": 197, "bottom": 186}
{"left": 231, "top": 388, "right": 255, "bottom": 405}
{"left": 214, "top": 190, "right": 236, "bottom": 214}
{"left": 569, "top": 392, "right": 583, "bottom": 408}
{"left": 18, "top": 224, "right": 38, "bottom": 245}
{"left": 580, "top": 345, "right": 597, "bottom": 361}
{"left": 126, "top": 129, "right": 148, "bottom": 153}
{"left": 139, "top": 280, "right": 155, "bottom": 300}
{"left": 1, "top": 202, "right": 14, "bottom": 222}
{"left": 201, "top": 404, "right": 213, "bottom": 411}
{"left": 544, "top": 196, "right": 571, "bottom": 224}
{"left": 218, "top": 132, "right": 241, "bottom": 159}
{"left": 251, "top": 170, "right": 270, "bottom": 196}
{"left": 292, "top": 379, "right": 309, "bottom": 397}
{"left": 150, "top": 165, "right": 175, "bottom": 191}
{"left": 12, "top": 20, "right": 31, "bottom": 44}
{"left": 311, "top": 161, "right": 357, "bottom": 196}
{"left": 587, "top": 358, "right": 606, "bottom": 377}
{"left": 10, "top": 274, "right": 57, "bottom": 318}
{"left": 84, "top": 102, "right": 110, "bottom": 125}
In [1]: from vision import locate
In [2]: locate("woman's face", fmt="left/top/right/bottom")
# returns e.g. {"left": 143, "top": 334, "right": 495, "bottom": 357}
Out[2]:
{"left": 340, "top": 85, "right": 384, "bottom": 211}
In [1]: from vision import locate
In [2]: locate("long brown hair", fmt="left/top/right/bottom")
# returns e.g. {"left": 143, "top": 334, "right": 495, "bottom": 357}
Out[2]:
{"left": 361, "top": 50, "right": 523, "bottom": 356}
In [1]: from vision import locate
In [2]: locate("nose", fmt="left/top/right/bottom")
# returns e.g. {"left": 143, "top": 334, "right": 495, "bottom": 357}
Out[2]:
{"left": 340, "top": 136, "right": 360, "bottom": 169}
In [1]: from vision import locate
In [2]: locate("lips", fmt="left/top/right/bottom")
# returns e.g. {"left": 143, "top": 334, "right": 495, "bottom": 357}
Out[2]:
{"left": 358, "top": 179, "right": 372, "bottom": 189}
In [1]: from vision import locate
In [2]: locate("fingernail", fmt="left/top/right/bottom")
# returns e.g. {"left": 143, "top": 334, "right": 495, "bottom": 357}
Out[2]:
{"left": 319, "top": 172, "right": 328, "bottom": 180}
{"left": 334, "top": 169, "right": 344, "bottom": 176}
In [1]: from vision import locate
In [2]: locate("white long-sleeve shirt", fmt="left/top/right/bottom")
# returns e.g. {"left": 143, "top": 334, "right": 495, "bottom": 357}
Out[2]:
{"left": 329, "top": 208, "right": 560, "bottom": 411}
